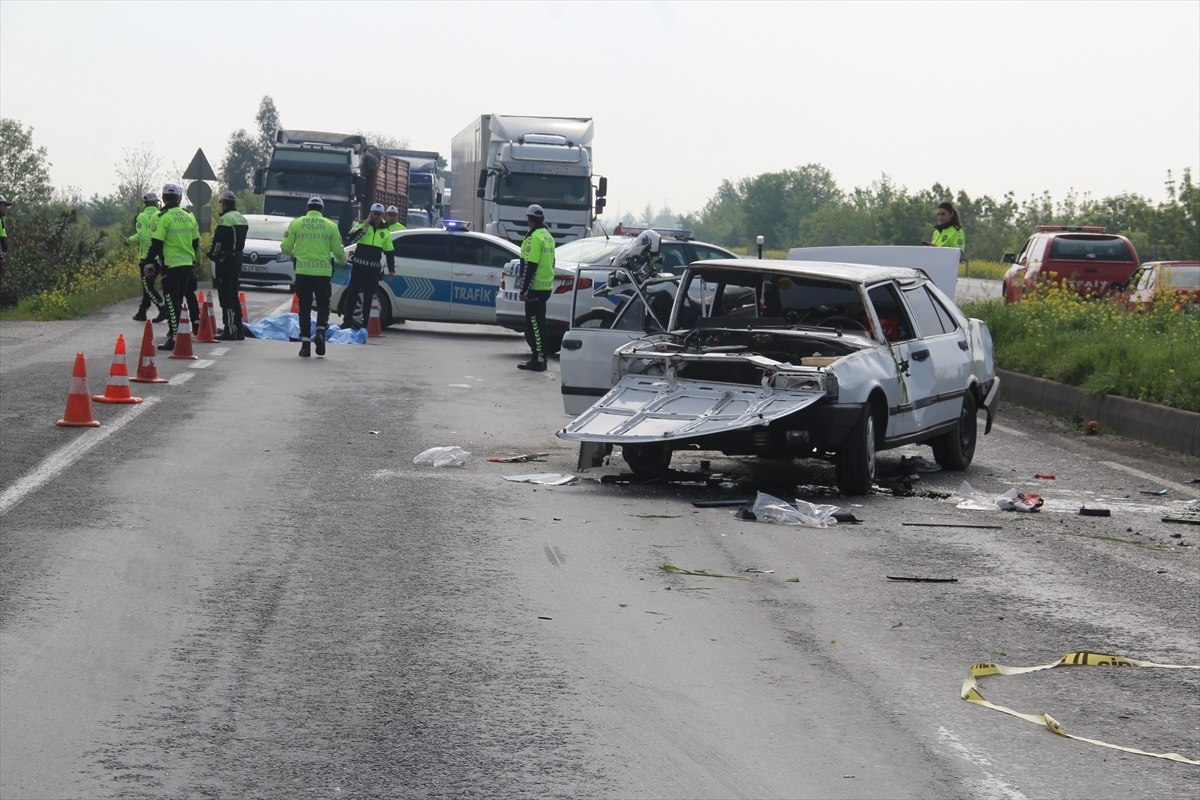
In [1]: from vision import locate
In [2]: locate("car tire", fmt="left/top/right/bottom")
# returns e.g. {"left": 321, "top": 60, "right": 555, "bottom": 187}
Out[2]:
{"left": 834, "top": 404, "right": 877, "bottom": 496}
{"left": 622, "top": 443, "right": 672, "bottom": 476}
{"left": 931, "top": 391, "right": 978, "bottom": 470}
{"left": 375, "top": 287, "right": 393, "bottom": 328}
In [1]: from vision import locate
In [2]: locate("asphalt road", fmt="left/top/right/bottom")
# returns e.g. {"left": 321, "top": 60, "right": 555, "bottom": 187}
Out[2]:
{"left": 1, "top": 287, "right": 1197, "bottom": 799}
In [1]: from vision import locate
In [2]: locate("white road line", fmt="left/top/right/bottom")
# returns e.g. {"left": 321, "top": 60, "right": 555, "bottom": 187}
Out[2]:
{"left": 1099, "top": 461, "right": 1198, "bottom": 497}
{"left": 169, "top": 372, "right": 194, "bottom": 385}
{"left": 209, "top": 347, "right": 230, "bottom": 356}
{"left": 990, "top": 423, "right": 1028, "bottom": 437}
{"left": 190, "top": 359, "right": 215, "bottom": 369}
{"left": 0, "top": 397, "right": 162, "bottom": 515}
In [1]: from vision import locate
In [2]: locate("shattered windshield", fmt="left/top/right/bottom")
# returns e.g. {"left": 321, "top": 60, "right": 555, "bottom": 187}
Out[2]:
{"left": 675, "top": 269, "right": 866, "bottom": 331}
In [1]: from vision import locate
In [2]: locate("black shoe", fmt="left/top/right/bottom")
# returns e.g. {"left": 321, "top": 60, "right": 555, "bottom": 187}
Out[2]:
{"left": 314, "top": 330, "right": 326, "bottom": 356}
{"left": 236, "top": 328, "right": 245, "bottom": 341}
{"left": 152, "top": 309, "right": 169, "bottom": 323}
{"left": 351, "top": 321, "right": 362, "bottom": 332}
{"left": 217, "top": 330, "right": 237, "bottom": 341}
{"left": 192, "top": 324, "right": 200, "bottom": 336}
{"left": 132, "top": 310, "right": 148, "bottom": 322}
{"left": 157, "top": 338, "right": 175, "bottom": 352}
{"left": 518, "top": 358, "right": 547, "bottom": 372}
{"left": 299, "top": 341, "right": 311, "bottom": 358}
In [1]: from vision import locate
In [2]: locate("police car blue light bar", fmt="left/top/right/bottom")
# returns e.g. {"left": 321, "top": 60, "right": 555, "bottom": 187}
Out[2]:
{"left": 443, "top": 219, "right": 471, "bottom": 231}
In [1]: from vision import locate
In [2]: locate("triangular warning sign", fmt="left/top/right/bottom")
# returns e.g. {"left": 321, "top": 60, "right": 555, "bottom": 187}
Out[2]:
{"left": 181, "top": 148, "right": 217, "bottom": 182}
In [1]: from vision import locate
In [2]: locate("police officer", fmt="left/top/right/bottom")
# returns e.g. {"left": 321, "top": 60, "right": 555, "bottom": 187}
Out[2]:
{"left": 144, "top": 184, "right": 201, "bottom": 351}
{"left": 207, "top": 191, "right": 249, "bottom": 340}
{"left": 384, "top": 205, "right": 406, "bottom": 233}
{"left": 343, "top": 203, "right": 395, "bottom": 331}
{"left": 0, "top": 196, "right": 10, "bottom": 278}
{"left": 281, "top": 197, "right": 346, "bottom": 357}
{"left": 517, "top": 203, "right": 555, "bottom": 371}
{"left": 129, "top": 191, "right": 166, "bottom": 322}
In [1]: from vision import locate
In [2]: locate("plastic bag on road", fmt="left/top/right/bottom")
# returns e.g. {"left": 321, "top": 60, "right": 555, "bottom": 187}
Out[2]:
{"left": 950, "top": 481, "right": 1001, "bottom": 511}
{"left": 503, "top": 473, "right": 578, "bottom": 485}
{"left": 995, "top": 488, "right": 1044, "bottom": 512}
{"left": 413, "top": 446, "right": 471, "bottom": 467}
{"left": 751, "top": 492, "right": 840, "bottom": 528}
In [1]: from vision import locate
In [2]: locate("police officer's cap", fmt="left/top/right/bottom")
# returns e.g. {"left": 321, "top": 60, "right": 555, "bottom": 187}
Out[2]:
{"left": 220, "top": 190, "right": 237, "bottom": 202}
{"left": 162, "top": 183, "right": 183, "bottom": 197}
{"left": 385, "top": 206, "right": 399, "bottom": 214}
{"left": 526, "top": 204, "right": 545, "bottom": 219}
{"left": 0, "top": 195, "right": 11, "bottom": 206}
{"left": 369, "top": 203, "right": 385, "bottom": 214}
{"left": 142, "top": 191, "right": 159, "bottom": 203}
{"left": 307, "top": 196, "right": 325, "bottom": 208}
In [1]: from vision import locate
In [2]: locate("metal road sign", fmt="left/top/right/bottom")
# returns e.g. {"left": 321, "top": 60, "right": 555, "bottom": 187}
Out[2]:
{"left": 181, "top": 148, "right": 217, "bottom": 182}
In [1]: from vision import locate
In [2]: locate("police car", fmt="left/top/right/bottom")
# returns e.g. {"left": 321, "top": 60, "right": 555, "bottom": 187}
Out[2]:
{"left": 331, "top": 221, "right": 520, "bottom": 327}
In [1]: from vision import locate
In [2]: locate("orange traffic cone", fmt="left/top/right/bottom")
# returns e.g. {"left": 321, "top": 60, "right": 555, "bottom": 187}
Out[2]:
{"left": 239, "top": 291, "right": 251, "bottom": 324}
{"left": 195, "top": 299, "right": 218, "bottom": 343}
{"left": 93, "top": 334, "right": 143, "bottom": 404}
{"left": 130, "top": 320, "right": 168, "bottom": 383}
{"left": 169, "top": 304, "right": 198, "bottom": 360}
{"left": 291, "top": 293, "right": 300, "bottom": 314}
{"left": 368, "top": 296, "right": 385, "bottom": 338}
{"left": 57, "top": 352, "right": 101, "bottom": 427}
{"left": 207, "top": 299, "right": 219, "bottom": 338}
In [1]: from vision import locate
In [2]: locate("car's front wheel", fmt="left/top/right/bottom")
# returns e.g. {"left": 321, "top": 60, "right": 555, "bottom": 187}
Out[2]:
{"left": 932, "top": 391, "right": 978, "bottom": 470}
{"left": 834, "top": 405, "right": 877, "bottom": 495}
{"left": 375, "top": 287, "right": 394, "bottom": 328}
{"left": 622, "top": 443, "right": 672, "bottom": 476}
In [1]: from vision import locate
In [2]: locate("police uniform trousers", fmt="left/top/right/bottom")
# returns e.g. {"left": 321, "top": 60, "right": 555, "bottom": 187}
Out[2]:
{"left": 524, "top": 289, "right": 552, "bottom": 360}
{"left": 138, "top": 263, "right": 164, "bottom": 313}
{"left": 214, "top": 258, "right": 243, "bottom": 332}
{"left": 160, "top": 265, "right": 194, "bottom": 338}
{"left": 294, "top": 273, "right": 331, "bottom": 341}
{"left": 344, "top": 262, "right": 381, "bottom": 327}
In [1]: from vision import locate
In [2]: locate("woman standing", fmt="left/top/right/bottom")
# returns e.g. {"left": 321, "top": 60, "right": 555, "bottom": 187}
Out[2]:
{"left": 925, "top": 201, "right": 965, "bottom": 251}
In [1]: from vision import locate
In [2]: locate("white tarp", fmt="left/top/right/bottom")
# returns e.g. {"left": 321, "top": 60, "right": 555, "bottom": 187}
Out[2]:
{"left": 786, "top": 245, "right": 960, "bottom": 299}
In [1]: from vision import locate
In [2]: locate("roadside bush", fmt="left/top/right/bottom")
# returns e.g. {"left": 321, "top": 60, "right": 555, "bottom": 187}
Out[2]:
{"left": 0, "top": 207, "right": 107, "bottom": 307}
{"left": 960, "top": 259, "right": 1008, "bottom": 280}
{"left": 962, "top": 285, "right": 1199, "bottom": 412}
{"left": 3, "top": 249, "right": 140, "bottom": 320}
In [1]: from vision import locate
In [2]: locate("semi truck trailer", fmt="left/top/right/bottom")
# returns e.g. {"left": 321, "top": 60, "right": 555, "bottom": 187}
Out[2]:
{"left": 450, "top": 115, "right": 606, "bottom": 246}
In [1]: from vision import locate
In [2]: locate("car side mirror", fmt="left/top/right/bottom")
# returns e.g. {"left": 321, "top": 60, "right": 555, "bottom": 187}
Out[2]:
{"left": 477, "top": 169, "right": 487, "bottom": 191}
{"left": 595, "top": 197, "right": 606, "bottom": 215}
{"left": 1002, "top": 253, "right": 1016, "bottom": 264}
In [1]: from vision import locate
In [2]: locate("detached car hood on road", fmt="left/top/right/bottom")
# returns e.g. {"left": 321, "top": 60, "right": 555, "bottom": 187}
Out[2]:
{"left": 558, "top": 371, "right": 826, "bottom": 443}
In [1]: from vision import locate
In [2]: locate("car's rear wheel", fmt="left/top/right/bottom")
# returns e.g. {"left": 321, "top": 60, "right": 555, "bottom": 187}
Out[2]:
{"left": 931, "top": 391, "right": 977, "bottom": 470}
{"left": 622, "top": 443, "right": 672, "bottom": 476}
{"left": 834, "top": 404, "right": 877, "bottom": 495}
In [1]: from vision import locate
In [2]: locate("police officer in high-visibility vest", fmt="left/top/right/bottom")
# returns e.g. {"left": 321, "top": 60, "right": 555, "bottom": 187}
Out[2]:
{"left": 384, "top": 205, "right": 406, "bottom": 233}
{"left": 129, "top": 191, "right": 166, "bottom": 322}
{"left": 517, "top": 204, "right": 555, "bottom": 371}
{"left": 0, "top": 195, "right": 10, "bottom": 279}
{"left": 208, "top": 190, "right": 249, "bottom": 340}
{"left": 924, "top": 201, "right": 966, "bottom": 253}
{"left": 281, "top": 197, "right": 347, "bottom": 357}
{"left": 343, "top": 203, "right": 396, "bottom": 331}
{"left": 144, "top": 184, "right": 201, "bottom": 351}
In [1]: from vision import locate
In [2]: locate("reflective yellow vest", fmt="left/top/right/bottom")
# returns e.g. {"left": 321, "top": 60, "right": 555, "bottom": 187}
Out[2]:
{"left": 282, "top": 210, "right": 347, "bottom": 276}
{"left": 932, "top": 225, "right": 965, "bottom": 250}
{"left": 132, "top": 204, "right": 159, "bottom": 258}
{"left": 521, "top": 227, "right": 555, "bottom": 291}
{"left": 151, "top": 206, "right": 200, "bottom": 268}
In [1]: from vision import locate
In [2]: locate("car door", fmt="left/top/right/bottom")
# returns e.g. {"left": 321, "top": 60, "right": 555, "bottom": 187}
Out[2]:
{"left": 865, "top": 282, "right": 924, "bottom": 438}
{"left": 449, "top": 235, "right": 513, "bottom": 322}
{"left": 902, "top": 282, "right": 971, "bottom": 427}
{"left": 559, "top": 266, "right": 669, "bottom": 416}
{"left": 383, "top": 232, "right": 453, "bottom": 321}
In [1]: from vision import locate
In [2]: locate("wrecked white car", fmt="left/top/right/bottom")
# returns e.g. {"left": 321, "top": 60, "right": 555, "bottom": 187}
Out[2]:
{"left": 557, "top": 256, "right": 999, "bottom": 495}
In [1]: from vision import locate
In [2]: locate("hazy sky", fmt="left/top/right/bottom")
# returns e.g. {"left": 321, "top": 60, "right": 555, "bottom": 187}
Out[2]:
{"left": 2, "top": 1, "right": 1197, "bottom": 222}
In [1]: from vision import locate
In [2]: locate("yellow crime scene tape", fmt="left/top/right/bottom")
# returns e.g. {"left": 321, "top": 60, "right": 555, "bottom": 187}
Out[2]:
{"left": 960, "top": 651, "right": 1200, "bottom": 764}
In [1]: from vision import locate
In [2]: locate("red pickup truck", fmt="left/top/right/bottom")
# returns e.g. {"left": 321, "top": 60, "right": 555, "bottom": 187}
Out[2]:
{"left": 1002, "top": 226, "right": 1139, "bottom": 303}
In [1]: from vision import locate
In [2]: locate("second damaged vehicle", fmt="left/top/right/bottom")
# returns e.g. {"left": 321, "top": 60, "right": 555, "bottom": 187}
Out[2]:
{"left": 557, "top": 254, "right": 999, "bottom": 494}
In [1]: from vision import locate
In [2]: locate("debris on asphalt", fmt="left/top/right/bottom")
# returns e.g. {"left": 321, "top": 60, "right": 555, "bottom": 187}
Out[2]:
{"left": 996, "top": 488, "right": 1044, "bottom": 512}
{"left": 1079, "top": 507, "right": 1112, "bottom": 517}
{"left": 751, "top": 492, "right": 840, "bottom": 527}
{"left": 368, "top": 430, "right": 381, "bottom": 435}
{"left": 661, "top": 564, "right": 746, "bottom": 579}
{"left": 832, "top": 512, "right": 862, "bottom": 524}
{"left": 951, "top": 481, "right": 1042, "bottom": 512}
{"left": 413, "top": 446, "right": 471, "bottom": 467}
{"left": 902, "top": 522, "right": 1003, "bottom": 530}
{"left": 1085, "top": 420, "right": 1099, "bottom": 434}
{"left": 487, "top": 453, "right": 548, "bottom": 463}
{"left": 692, "top": 498, "right": 755, "bottom": 508}
{"left": 503, "top": 473, "right": 578, "bottom": 485}
{"left": 1034, "top": 474, "right": 1056, "bottom": 480}
{"left": 1139, "top": 488, "right": 1170, "bottom": 496}
{"left": 744, "top": 568, "right": 774, "bottom": 574}
{"left": 735, "top": 506, "right": 757, "bottom": 521}
{"left": 1162, "top": 517, "right": 1200, "bottom": 526}
{"left": 887, "top": 576, "right": 959, "bottom": 583}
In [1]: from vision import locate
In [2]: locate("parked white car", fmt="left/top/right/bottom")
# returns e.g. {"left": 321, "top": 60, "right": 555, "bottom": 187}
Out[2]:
{"left": 557, "top": 249, "right": 999, "bottom": 495}
{"left": 239, "top": 214, "right": 296, "bottom": 288}
{"left": 495, "top": 231, "right": 736, "bottom": 354}
{"left": 332, "top": 223, "right": 520, "bottom": 327}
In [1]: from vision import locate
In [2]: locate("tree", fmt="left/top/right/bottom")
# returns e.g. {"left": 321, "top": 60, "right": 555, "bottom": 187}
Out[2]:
{"left": 255, "top": 96, "right": 281, "bottom": 163}
{"left": 114, "top": 143, "right": 162, "bottom": 212}
{"left": 0, "top": 118, "right": 53, "bottom": 204}
{"left": 356, "top": 130, "right": 411, "bottom": 151}
{"left": 221, "top": 129, "right": 260, "bottom": 192}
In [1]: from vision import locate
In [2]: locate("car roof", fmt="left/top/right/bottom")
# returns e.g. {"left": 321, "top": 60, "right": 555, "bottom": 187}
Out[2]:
{"left": 390, "top": 227, "right": 520, "bottom": 252}
{"left": 244, "top": 213, "right": 295, "bottom": 222}
{"left": 684, "top": 258, "right": 921, "bottom": 283}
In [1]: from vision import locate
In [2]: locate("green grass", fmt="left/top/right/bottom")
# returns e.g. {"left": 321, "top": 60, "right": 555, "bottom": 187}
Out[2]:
{"left": 961, "top": 284, "right": 1199, "bottom": 412}
{"left": 961, "top": 259, "right": 1009, "bottom": 280}
{"left": 0, "top": 252, "right": 142, "bottom": 321}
